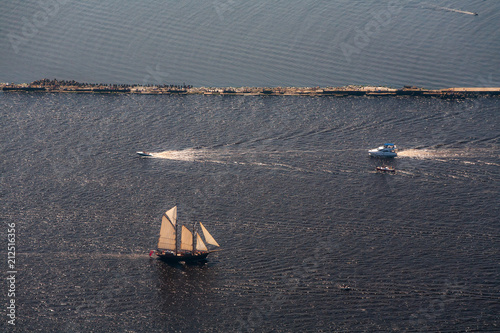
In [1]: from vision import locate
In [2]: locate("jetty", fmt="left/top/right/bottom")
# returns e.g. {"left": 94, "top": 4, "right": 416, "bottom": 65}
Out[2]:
{"left": 1, "top": 79, "right": 499, "bottom": 98}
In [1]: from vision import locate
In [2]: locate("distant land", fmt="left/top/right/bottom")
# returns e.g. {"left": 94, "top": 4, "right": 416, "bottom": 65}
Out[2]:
{"left": 1, "top": 79, "right": 500, "bottom": 97}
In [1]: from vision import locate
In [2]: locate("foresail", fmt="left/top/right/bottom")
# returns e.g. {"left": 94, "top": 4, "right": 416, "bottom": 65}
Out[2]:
{"left": 180, "top": 225, "right": 193, "bottom": 251}
{"left": 165, "top": 206, "right": 177, "bottom": 226}
{"left": 196, "top": 234, "right": 208, "bottom": 252}
{"left": 158, "top": 215, "right": 176, "bottom": 250}
{"left": 200, "top": 222, "right": 220, "bottom": 247}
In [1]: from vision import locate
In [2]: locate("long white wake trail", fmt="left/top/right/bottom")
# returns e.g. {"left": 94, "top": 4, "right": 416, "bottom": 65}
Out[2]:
{"left": 431, "top": 5, "right": 478, "bottom": 16}
{"left": 151, "top": 148, "right": 210, "bottom": 161}
{"left": 397, "top": 148, "right": 488, "bottom": 160}
{"left": 148, "top": 148, "right": 316, "bottom": 173}
{"left": 398, "top": 149, "right": 464, "bottom": 159}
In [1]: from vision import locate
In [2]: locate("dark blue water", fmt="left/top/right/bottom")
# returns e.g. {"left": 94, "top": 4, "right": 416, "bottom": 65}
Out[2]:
{"left": 1, "top": 0, "right": 500, "bottom": 88}
{"left": 1, "top": 92, "right": 499, "bottom": 331}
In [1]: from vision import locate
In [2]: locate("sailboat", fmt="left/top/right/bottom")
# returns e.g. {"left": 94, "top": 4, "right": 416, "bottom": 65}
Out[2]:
{"left": 150, "top": 206, "right": 220, "bottom": 263}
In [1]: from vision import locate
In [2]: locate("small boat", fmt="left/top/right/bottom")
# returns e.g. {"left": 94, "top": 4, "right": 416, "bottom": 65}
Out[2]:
{"left": 368, "top": 143, "right": 398, "bottom": 157}
{"left": 376, "top": 166, "right": 396, "bottom": 173}
{"left": 136, "top": 151, "right": 153, "bottom": 157}
{"left": 150, "top": 206, "right": 220, "bottom": 263}
{"left": 339, "top": 284, "right": 351, "bottom": 291}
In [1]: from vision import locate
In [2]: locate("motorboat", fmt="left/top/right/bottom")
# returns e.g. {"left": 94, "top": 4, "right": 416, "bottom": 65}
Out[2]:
{"left": 339, "top": 284, "right": 351, "bottom": 291}
{"left": 368, "top": 143, "right": 398, "bottom": 157}
{"left": 136, "top": 151, "right": 153, "bottom": 157}
{"left": 376, "top": 166, "right": 396, "bottom": 173}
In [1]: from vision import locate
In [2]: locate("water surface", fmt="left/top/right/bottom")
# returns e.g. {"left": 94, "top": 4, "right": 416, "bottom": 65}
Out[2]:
{"left": 1, "top": 93, "right": 498, "bottom": 331}
{"left": 1, "top": 0, "right": 499, "bottom": 87}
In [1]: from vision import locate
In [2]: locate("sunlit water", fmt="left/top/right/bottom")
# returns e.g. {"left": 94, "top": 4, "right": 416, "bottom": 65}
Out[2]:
{"left": 1, "top": 93, "right": 499, "bottom": 331}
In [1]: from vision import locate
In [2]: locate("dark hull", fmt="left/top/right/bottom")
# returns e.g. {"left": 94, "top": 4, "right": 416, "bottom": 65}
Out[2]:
{"left": 376, "top": 167, "right": 396, "bottom": 173}
{"left": 157, "top": 251, "right": 209, "bottom": 263}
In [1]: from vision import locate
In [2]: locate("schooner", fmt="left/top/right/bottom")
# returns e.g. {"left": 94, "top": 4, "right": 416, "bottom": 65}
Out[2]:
{"left": 150, "top": 206, "right": 220, "bottom": 263}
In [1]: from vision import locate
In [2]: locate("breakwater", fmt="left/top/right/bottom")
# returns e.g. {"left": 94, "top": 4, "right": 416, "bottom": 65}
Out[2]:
{"left": 2, "top": 80, "right": 499, "bottom": 97}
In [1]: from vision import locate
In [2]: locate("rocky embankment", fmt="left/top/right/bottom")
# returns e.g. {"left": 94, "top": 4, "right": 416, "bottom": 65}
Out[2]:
{"left": 1, "top": 80, "right": 499, "bottom": 97}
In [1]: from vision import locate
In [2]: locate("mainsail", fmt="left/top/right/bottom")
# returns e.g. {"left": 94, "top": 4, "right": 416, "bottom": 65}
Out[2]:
{"left": 180, "top": 225, "right": 193, "bottom": 251}
{"left": 156, "top": 206, "right": 220, "bottom": 257}
{"left": 200, "top": 222, "right": 220, "bottom": 247}
{"left": 157, "top": 207, "right": 177, "bottom": 250}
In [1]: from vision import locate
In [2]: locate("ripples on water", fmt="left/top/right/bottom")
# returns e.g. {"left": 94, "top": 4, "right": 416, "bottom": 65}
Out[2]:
{"left": 1, "top": 93, "right": 499, "bottom": 331}
{"left": 1, "top": 1, "right": 500, "bottom": 87}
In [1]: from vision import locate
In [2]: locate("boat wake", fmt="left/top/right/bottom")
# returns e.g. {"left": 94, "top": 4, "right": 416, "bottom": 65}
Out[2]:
{"left": 436, "top": 6, "right": 477, "bottom": 16}
{"left": 398, "top": 148, "right": 474, "bottom": 159}
{"left": 151, "top": 148, "right": 211, "bottom": 161}
{"left": 19, "top": 252, "right": 149, "bottom": 259}
{"left": 425, "top": 3, "right": 478, "bottom": 16}
{"left": 144, "top": 147, "right": 345, "bottom": 175}
{"left": 151, "top": 148, "right": 312, "bottom": 172}
{"left": 397, "top": 148, "right": 499, "bottom": 182}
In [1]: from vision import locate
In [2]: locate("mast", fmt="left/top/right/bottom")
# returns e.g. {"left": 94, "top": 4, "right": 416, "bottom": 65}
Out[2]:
{"left": 175, "top": 206, "right": 178, "bottom": 255}
{"left": 192, "top": 222, "right": 197, "bottom": 255}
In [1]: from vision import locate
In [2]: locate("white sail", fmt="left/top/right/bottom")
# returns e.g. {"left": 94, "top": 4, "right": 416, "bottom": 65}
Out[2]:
{"left": 180, "top": 225, "right": 193, "bottom": 251}
{"left": 196, "top": 233, "right": 208, "bottom": 252}
{"left": 165, "top": 206, "right": 177, "bottom": 226}
{"left": 158, "top": 214, "right": 176, "bottom": 250}
{"left": 200, "top": 222, "right": 220, "bottom": 247}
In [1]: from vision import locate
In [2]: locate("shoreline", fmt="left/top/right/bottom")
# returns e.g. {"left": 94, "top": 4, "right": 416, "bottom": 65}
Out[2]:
{"left": 1, "top": 80, "right": 500, "bottom": 97}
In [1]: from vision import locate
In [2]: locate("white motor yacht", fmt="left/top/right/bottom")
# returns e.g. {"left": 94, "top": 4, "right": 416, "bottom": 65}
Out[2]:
{"left": 368, "top": 143, "right": 398, "bottom": 157}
